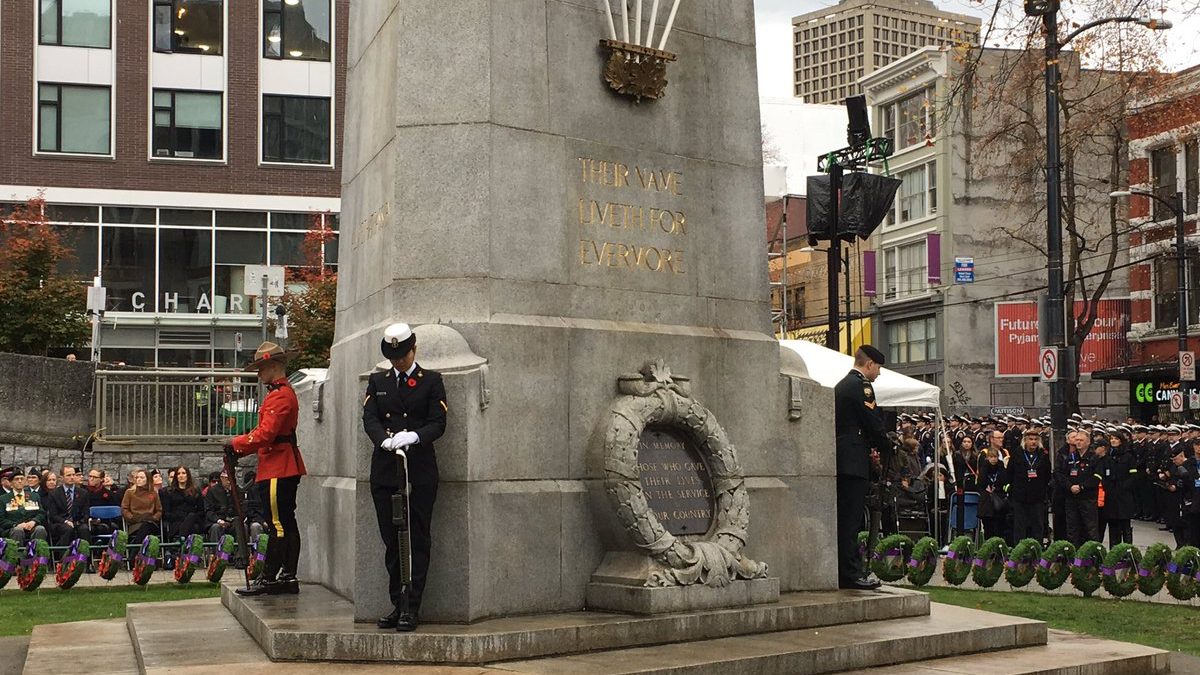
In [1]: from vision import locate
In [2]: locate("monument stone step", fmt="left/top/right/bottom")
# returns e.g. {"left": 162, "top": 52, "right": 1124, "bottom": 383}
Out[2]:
{"left": 845, "top": 629, "right": 1170, "bottom": 674}
{"left": 486, "top": 602, "right": 1048, "bottom": 674}
{"left": 220, "top": 581, "right": 930, "bottom": 664}
{"left": 22, "top": 618, "right": 138, "bottom": 675}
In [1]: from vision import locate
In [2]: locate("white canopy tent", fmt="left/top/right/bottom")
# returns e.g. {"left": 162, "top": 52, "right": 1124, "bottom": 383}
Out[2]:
{"left": 779, "top": 340, "right": 940, "bottom": 408}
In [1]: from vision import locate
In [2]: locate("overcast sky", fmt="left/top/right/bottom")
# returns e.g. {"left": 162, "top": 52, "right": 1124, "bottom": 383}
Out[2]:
{"left": 753, "top": 0, "right": 1200, "bottom": 99}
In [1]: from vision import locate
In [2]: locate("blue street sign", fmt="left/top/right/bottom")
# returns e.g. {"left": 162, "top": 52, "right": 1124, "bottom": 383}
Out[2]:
{"left": 954, "top": 256, "right": 974, "bottom": 283}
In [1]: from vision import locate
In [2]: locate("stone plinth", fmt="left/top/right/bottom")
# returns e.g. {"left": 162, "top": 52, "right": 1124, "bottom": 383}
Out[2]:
{"left": 586, "top": 578, "right": 780, "bottom": 615}
{"left": 296, "top": 0, "right": 839, "bottom": 625}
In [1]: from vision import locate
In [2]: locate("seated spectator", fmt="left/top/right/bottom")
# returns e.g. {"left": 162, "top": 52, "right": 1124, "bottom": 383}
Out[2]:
{"left": 26, "top": 471, "right": 43, "bottom": 500}
{"left": 1, "top": 467, "right": 14, "bottom": 497}
{"left": 121, "top": 470, "right": 162, "bottom": 543}
{"left": 2, "top": 469, "right": 49, "bottom": 544}
{"left": 202, "top": 471, "right": 220, "bottom": 497}
{"left": 45, "top": 466, "right": 91, "bottom": 546}
{"left": 151, "top": 469, "right": 165, "bottom": 494}
{"left": 161, "top": 466, "right": 205, "bottom": 541}
{"left": 205, "top": 470, "right": 239, "bottom": 543}
{"left": 241, "top": 469, "right": 269, "bottom": 541}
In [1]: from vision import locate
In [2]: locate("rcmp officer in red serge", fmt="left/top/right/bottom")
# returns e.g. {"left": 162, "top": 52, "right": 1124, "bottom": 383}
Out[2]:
{"left": 834, "top": 345, "right": 890, "bottom": 590}
{"left": 363, "top": 323, "right": 447, "bottom": 632}
{"left": 224, "top": 341, "right": 307, "bottom": 596}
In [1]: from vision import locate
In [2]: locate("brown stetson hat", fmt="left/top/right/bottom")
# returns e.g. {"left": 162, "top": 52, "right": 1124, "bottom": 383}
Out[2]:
{"left": 245, "top": 341, "right": 293, "bottom": 371}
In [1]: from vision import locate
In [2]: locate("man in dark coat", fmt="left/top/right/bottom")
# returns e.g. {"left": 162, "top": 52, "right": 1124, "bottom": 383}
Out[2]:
{"left": 363, "top": 323, "right": 448, "bottom": 631}
{"left": 44, "top": 466, "right": 91, "bottom": 546}
{"left": 834, "top": 345, "right": 891, "bottom": 590}
{"left": 1097, "top": 430, "right": 1136, "bottom": 546}
{"left": 1008, "top": 429, "right": 1050, "bottom": 544}
{"left": 1056, "top": 430, "right": 1100, "bottom": 545}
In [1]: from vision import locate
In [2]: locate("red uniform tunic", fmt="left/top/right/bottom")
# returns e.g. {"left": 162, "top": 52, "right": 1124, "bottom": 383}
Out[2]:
{"left": 231, "top": 378, "right": 307, "bottom": 481}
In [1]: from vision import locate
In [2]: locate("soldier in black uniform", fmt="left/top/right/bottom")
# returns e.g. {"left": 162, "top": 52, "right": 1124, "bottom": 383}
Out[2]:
{"left": 1056, "top": 430, "right": 1100, "bottom": 545}
{"left": 834, "top": 345, "right": 891, "bottom": 590}
{"left": 363, "top": 323, "right": 448, "bottom": 632}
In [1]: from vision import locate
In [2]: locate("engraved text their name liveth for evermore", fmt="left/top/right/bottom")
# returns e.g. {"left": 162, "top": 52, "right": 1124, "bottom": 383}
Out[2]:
{"left": 576, "top": 157, "right": 687, "bottom": 275}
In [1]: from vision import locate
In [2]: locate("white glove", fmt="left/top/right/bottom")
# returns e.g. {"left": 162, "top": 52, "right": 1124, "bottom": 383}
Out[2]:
{"left": 394, "top": 431, "right": 420, "bottom": 448}
{"left": 381, "top": 436, "right": 398, "bottom": 451}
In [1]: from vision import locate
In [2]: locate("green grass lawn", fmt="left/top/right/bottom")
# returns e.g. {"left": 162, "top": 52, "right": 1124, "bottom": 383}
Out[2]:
{"left": 0, "top": 584, "right": 221, "bottom": 636}
{"left": 924, "top": 587, "right": 1200, "bottom": 656}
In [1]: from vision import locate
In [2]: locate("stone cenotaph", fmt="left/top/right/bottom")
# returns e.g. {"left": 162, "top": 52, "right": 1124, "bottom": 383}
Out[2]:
{"left": 291, "top": 0, "right": 836, "bottom": 627}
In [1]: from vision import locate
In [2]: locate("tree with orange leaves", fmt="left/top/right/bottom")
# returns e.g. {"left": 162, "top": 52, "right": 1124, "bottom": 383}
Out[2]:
{"left": 0, "top": 197, "right": 89, "bottom": 355}
{"left": 281, "top": 212, "right": 337, "bottom": 369}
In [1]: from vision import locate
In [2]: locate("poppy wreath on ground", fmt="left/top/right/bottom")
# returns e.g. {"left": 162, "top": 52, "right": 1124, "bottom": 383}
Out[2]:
{"left": 1037, "top": 539, "right": 1075, "bottom": 590}
{"left": 131, "top": 536, "right": 161, "bottom": 586}
{"left": 1004, "top": 538, "right": 1042, "bottom": 588}
{"left": 942, "top": 536, "right": 975, "bottom": 586}
{"left": 174, "top": 535, "right": 204, "bottom": 584}
{"left": 857, "top": 531, "right": 870, "bottom": 573}
{"left": 1137, "top": 542, "right": 1172, "bottom": 597}
{"left": 906, "top": 536, "right": 939, "bottom": 587}
{"left": 55, "top": 539, "right": 90, "bottom": 590}
{"left": 1165, "top": 546, "right": 1200, "bottom": 601}
{"left": 17, "top": 539, "right": 51, "bottom": 591}
{"left": 871, "top": 534, "right": 914, "bottom": 582}
{"left": 0, "top": 538, "right": 19, "bottom": 590}
{"left": 1100, "top": 543, "right": 1142, "bottom": 598}
{"left": 206, "top": 535, "right": 236, "bottom": 584}
{"left": 246, "top": 534, "right": 269, "bottom": 581}
{"left": 97, "top": 530, "right": 128, "bottom": 581}
{"left": 971, "top": 536, "right": 1008, "bottom": 588}
{"left": 1070, "top": 540, "right": 1107, "bottom": 597}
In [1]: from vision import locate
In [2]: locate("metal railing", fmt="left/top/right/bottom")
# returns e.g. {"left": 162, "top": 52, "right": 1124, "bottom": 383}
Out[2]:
{"left": 94, "top": 370, "right": 260, "bottom": 442}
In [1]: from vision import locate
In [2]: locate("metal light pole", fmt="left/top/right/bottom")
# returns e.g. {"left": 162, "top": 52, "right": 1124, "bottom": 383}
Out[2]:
{"left": 1029, "top": 0, "right": 1171, "bottom": 445}
{"left": 827, "top": 164, "right": 843, "bottom": 352}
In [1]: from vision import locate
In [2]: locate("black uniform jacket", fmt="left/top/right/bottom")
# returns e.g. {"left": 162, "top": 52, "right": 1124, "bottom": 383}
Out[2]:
{"left": 363, "top": 363, "right": 448, "bottom": 488}
{"left": 834, "top": 369, "right": 890, "bottom": 479}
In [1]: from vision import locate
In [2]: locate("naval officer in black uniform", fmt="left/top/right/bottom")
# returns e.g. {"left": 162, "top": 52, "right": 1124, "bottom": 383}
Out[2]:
{"left": 363, "top": 323, "right": 448, "bottom": 631}
{"left": 834, "top": 345, "right": 891, "bottom": 590}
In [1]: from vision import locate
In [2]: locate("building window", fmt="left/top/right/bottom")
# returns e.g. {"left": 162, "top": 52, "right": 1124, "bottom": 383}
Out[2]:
{"left": 38, "top": 84, "right": 110, "bottom": 155}
{"left": 1154, "top": 251, "right": 1200, "bottom": 330}
{"left": 1186, "top": 140, "right": 1198, "bottom": 216}
{"left": 262, "top": 95, "right": 331, "bottom": 164}
{"left": 39, "top": 0, "right": 110, "bottom": 48}
{"left": 1151, "top": 145, "right": 1176, "bottom": 222}
{"left": 153, "top": 90, "right": 223, "bottom": 159}
{"left": 881, "top": 87, "right": 935, "bottom": 149}
{"left": 888, "top": 316, "right": 938, "bottom": 364}
{"left": 101, "top": 227, "right": 157, "bottom": 312}
{"left": 883, "top": 239, "right": 927, "bottom": 300}
{"left": 153, "top": 0, "right": 223, "bottom": 54}
{"left": 263, "top": 0, "right": 331, "bottom": 61}
{"left": 159, "top": 228, "right": 213, "bottom": 313}
{"left": 894, "top": 161, "right": 936, "bottom": 224}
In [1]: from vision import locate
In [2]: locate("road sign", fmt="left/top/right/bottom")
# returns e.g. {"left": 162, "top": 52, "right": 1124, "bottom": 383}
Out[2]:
{"left": 1171, "top": 391, "right": 1185, "bottom": 413}
{"left": 234, "top": 332, "right": 243, "bottom": 352}
{"left": 243, "top": 265, "right": 286, "bottom": 297}
{"left": 86, "top": 286, "right": 107, "bottom": 313}
{"left": 1181, "top": 351, "right": 1196, "bottom": 381}
{"left": 954, "top": 257, "right": 975, "bottom": 283}
{"left": 1039, "top": 346, "right": 1058, "bottom": 383}
{"left": 1190, "top": 390, "right": 1200, "bottom": 410}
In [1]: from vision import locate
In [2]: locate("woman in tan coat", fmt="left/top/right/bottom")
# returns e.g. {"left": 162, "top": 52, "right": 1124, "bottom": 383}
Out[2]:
{"left": 121, "top": 469, "right": 162, "bottom": 543}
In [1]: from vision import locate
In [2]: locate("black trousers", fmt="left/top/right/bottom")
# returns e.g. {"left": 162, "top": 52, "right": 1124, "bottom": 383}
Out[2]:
{"left": 1063, "top": 497, "right": 1099, "bottom": 546}
{"left": 49, "top": 522, "right": 92, "bottom": 547}
{"left": 1106, "top": 518, "right": 1133, "bottom": 547}
{"left": 372, "top": 481, "right": 437, "bottom": 614}
{"left": 256, "top": 476, "right": 301, "bottom": 581}
{"left": 1011, "top": 501, "right": 1045, "bottom": 543}
{"left": 836, "top": 475, "right": 869, "bottom": 583}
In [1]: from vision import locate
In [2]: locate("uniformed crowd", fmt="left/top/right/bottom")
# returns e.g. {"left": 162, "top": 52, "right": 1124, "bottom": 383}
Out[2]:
{"left": 1, "top": 463, "right": 276, "bottom": 560}
{"left": 880, "top": 412, "right": 1200, "bottom": 549}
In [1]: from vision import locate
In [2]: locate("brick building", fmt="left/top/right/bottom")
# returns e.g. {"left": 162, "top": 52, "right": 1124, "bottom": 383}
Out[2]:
{"left": 1098, "top": 66, "right": 1200, "bottom": 421}
{"left": 0, "top": 0, "right": 347, "bottom": 367}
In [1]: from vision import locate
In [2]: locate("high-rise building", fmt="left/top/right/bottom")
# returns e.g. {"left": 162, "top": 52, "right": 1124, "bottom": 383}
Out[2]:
{"left": 792, "top": 0, "right": 980, "bottom": 104}
{"left": 0, "top": 0, "right": 348, "bottom": 368}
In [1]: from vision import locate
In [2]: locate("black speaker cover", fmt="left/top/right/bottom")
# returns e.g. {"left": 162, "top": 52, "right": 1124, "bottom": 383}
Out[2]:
{"left": 838, "top": 172, "right": 901, "bottom": 241}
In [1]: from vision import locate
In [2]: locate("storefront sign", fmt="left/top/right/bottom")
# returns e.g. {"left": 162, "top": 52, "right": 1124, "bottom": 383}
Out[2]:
{"left": 1132, "top": 380, "right": 1200, "bottom": 405}
{"left": 995, "top": 299, "right": 1130, "bottom": 377}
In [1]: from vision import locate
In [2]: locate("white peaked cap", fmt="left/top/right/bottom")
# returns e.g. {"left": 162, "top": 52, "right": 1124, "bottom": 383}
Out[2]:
{"left": 384, "top": 323, "right": 412, "bottom": 345}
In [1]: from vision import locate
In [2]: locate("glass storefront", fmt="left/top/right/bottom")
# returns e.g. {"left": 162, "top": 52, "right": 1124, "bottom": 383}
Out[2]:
{"left": 47, "top": 204, "right": 338, "bottom": 367}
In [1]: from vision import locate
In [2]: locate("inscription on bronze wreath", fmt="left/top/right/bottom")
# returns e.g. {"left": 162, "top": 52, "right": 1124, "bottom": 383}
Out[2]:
{"left": 637, "top": 427, "right": 715, "bottom": 536}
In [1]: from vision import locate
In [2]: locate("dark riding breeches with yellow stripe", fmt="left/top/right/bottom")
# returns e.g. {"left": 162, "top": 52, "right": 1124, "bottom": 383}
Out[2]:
{"left": 255, "top": 476, "right": 301, "bottom": 580}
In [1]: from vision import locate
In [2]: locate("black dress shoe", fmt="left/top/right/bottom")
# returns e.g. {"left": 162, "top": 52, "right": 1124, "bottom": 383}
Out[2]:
{"left": 395, "top": 612, "right": 418, "bottom": 632}
{"left": 235, "top": 579, "right": 273, "bottom": 597}
{"left": 269, "top": 575, "right": 300, "bottom": 595}
{"left": 839, "top": 577, "right": 882, "bottom": 590}
{"left": 377, "top": 608, "right": 401, "bottom": 630}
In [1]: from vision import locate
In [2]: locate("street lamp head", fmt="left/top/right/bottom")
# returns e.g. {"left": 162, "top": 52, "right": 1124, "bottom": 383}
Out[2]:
{"left": 1135, "top": 17, "right": 1172, "bottom": 29}
{"left": 1109, "top": 190, "right": 1132, "bottom": 198}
